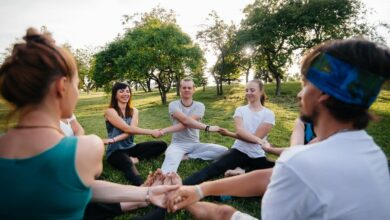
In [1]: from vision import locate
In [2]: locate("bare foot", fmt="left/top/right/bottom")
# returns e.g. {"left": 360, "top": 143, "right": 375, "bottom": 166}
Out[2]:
{"left": 142, "top": 169, "right": 163, "bottom": 187}
{"left": 130, "top": 156, "right": 139, "bottom": 165}
{"left": 151, "top": 169, "right": 165, "bottom": 186}
{"left": 224, "top": 167, "right": 245, "bottom": 177}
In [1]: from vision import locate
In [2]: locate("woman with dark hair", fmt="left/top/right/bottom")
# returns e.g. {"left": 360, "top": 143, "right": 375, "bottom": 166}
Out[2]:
{"left": 0, "top": 27, "right": 178, "bottom": 220}
{"left": 104, "top": 82, "right": 167, "bottom": 186}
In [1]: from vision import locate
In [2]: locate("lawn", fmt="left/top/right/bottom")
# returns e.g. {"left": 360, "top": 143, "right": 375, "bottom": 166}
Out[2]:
{"left": 0, "top": 81, "right": 389, "bottom": 219}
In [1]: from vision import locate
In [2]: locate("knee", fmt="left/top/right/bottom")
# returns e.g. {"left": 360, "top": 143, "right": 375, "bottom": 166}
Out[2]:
{"left": 216, "top": 205, "right": 236, "bottom": 220}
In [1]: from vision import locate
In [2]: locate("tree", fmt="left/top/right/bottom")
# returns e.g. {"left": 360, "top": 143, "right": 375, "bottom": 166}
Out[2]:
{"left": 93, "top": 7, "right": 205, "bottom": 104}
{"left": 197, "top": 11, "right": 238, "bottom": 95}
{"left": 73, "top": 47, "right": 97, "bottom": 93}
{"left": 239, "top": 0, "right": 381, "bottom": 95}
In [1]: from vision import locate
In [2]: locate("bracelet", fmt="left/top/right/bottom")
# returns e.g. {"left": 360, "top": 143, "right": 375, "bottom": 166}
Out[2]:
{"left": 145, "top": 187, "right": 150, "bottom": 204}
{"left": 195, "top": 185, "right": 204, "bottom": 199}
{"left": 205, "top": 125, "right": 210, "bottom": 132}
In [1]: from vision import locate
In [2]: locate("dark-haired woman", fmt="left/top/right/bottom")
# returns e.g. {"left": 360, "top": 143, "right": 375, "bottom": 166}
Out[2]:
{"left": 104, "top": 82, "right": 167, "bottom": 186}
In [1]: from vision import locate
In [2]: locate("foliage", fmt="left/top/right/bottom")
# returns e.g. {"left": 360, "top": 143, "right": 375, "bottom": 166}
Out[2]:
{"left": 73, "top": 47, "right": 98, "bottom": 93}
{"left": 92, "top": 7, "right": 205, "bottom": 104}
{"left": 197, "top": 11, "right": 239, "bottom": 95}
{"left": 0, "top": 82, "right": 389, "bottom": 219}
{"left": 238, "top": 0, "right": 380, "bottom": 95}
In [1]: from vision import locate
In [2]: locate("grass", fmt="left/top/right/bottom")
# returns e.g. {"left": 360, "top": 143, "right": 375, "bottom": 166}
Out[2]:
{"left": 0, "top": 81, "right": 389, "bottom": 219}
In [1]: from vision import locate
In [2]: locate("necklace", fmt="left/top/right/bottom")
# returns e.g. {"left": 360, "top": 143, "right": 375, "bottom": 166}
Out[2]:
{"left": 181, "top": 100, "right": 193, "bottom": 108}
{"left": 14, "top": 125, "right": 64, "bottom": 135}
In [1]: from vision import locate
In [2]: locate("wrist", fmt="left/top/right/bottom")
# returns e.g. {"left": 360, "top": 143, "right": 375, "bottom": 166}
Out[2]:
{"left": 195, "top": 185, "right": 204, "bottom": 199}
{"left": 145, "top": 187, "right": 150, "bottom": 204}
{"left": 112, "top": 137, "right": 116, "bottom": 143}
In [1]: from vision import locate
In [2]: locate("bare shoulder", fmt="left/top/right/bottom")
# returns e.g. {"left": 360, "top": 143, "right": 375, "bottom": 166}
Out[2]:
{"left": 132, "top": 107, "right": 138, "bottom": 114}
{"left": 104, "top": 108, "right": 118, "bottom": 117}
{"left": 77, "top": 135, "right": 104, "bottom": 155}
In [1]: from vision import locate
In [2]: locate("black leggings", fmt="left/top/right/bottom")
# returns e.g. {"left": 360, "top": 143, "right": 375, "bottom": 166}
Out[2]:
{"left": 183, "top": 148, "right": 274, "bottom": 185}
{"left": 107, "top": 141, "right": 167, "bottom": 186}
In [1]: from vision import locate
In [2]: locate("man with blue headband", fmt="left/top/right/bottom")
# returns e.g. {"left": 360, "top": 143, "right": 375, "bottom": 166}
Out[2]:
{"left": 166, "top": 39, "right": 390, "bottom": 220}
{"left": 261, "top": 39, "right": 390, "bottom": 219}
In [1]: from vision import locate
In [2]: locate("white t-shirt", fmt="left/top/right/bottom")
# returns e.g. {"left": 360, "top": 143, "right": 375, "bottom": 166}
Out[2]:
{"left": 60, "top": 114, "right": 76, "bottom": 137}
{"left": 262, "top": 130, "right": 390, "bottom": 220}
{"left": 169, "top": 100, "right": 205, "bottom": 143}
{"left": 232, "top": 105, "right": 275, "bottom": 158}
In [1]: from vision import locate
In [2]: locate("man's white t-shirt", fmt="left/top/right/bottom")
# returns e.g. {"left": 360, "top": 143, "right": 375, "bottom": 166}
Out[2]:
{"left": 232, "top": 105, "right": 275, "bottom": 158}
{"left": 169, "top": 100, "right": 205, "bottom": 143}
{"left": 262, "top": 130, "right": 390, "bottom": 220}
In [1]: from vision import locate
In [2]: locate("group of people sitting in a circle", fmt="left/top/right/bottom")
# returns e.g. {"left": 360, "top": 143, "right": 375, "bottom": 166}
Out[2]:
{"left": 0, "top": 27, "right": 389, "bottom": 220}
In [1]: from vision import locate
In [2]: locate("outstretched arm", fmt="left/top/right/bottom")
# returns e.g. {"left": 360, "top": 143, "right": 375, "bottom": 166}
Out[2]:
{"left": 234, "top": 117, "right": 271, "bottom": 145}
{"left": 104, "top": 108, "right": 161, "bottom": 137}
{"left": 168, "top": 168, "right": 273, "bottom": 212}
{"left": 91, "top": 180, "right": 179, "bottom": 208}
{"left": 172, "top": 111, "right": 215, "bottom": 131}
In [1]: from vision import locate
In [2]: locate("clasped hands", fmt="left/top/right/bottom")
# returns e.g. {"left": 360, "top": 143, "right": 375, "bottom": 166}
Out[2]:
{"left": 141, "top": 169, "right": 203, "bottom": 212}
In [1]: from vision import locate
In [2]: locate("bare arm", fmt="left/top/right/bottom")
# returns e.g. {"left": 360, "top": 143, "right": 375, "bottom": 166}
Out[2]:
{"left": 234, "top": 117, "right": 272, "bottom": 145}
{"left": 104, "top": 108, "right": 156, "bottom": 136}
{"left": 91, "top": 180, "right": 179, "bottom": 208}
{"left": 70, "top": 117, "right": 85, "bottom": 136}
{"left": 218, "top": 127, "right": 239, "bottom": 139}
{"left": 130, "top": 108, "right": 139, "bottom": 127}
{"left": 171, "top": 111, "right": 208, "bottom": 130}
{"left": 261, "top": 142, "right": 286, "bottom": 156}
{"left": 168, "top": 168, "right": 273, "bottom": 212}
{"left": 290, "top": 118, "right": 305, "bottom": 146}
{"left": 160, "top": 115, "right": 201, "bottom": 134}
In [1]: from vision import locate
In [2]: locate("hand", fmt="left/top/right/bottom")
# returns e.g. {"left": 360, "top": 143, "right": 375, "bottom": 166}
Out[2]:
{"left": 167, "top": 185, "right": 201, "bottom": 213}
{"left": 208, "top": 125, "right": 220, "bottom": 132}
{"left": 261, "top": 140, "right": 273, "bottom": 153}
{"left": 218, "top": 127, "right": 230, "bottom": 136}
{"left": 148, "top": 185, "right": 179, "bottom": 208}
{"left": 151, "top": 129, "right": 163, "bottom": 138}
{"left": 102, "top": 138, "right": 114, "bottom": 145}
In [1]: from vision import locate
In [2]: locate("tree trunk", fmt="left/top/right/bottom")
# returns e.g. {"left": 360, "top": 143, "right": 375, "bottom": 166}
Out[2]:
{"left": 147, "top": 78, "right": 152, "bottom": 92}
{"left": 275, "top": 75, "right": 281, "bottom": 96}
{"left": 161, "top": 91, "right": 167, "bottom": 105}
{"left": 176, "top": 76, "right": 180, "bottom": 96}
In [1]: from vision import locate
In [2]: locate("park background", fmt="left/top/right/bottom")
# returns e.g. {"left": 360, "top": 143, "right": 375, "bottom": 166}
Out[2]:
{"left": 1, "top": 0, "right": 389, "bottom": 219}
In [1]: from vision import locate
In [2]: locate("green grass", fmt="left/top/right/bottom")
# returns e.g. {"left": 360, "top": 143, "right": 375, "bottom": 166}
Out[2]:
{"left": 0, "top": 82, "right": 389, "bottom": 219}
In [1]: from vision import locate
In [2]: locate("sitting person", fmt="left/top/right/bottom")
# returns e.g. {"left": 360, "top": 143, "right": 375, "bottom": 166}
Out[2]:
{"left": 159, "top": 78, "right": 228, "bottom": 174}
{"left": 60, "top": 114, "right": 85, "bottom": 136}
{"left": 260, "top": 117, "right": 318, "bottom": 156}
{"left": 183, "top": 79, "right": 275, "bottom": 185}
{"left": 0, "top": 28, "right": 178, "bottom": 219}
{"left": 104, "top": 82, "right": 167, "bottom": 186}
{"left": 224, "top": 117, "right": 318, "bottom": 177}
{"left": 168, "top": 39, "right": 390, "bottom": 220}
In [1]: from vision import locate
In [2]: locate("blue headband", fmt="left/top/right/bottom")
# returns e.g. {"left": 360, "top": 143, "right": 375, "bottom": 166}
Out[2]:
{"left": 306, "top": 53, "right": 385, "bottom": 108}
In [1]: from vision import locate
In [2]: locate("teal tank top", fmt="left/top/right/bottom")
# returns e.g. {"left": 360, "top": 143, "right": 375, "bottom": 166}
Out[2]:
{"left": 0, "top": 136, "right": 92, "bottom": 220}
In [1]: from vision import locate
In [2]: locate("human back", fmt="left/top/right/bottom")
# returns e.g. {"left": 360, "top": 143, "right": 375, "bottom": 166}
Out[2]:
{"left": 0, "top": 27, "right": 103, "bottom": 219}
{"left": 262, "top": 39, "right": 390, "bottom": 219}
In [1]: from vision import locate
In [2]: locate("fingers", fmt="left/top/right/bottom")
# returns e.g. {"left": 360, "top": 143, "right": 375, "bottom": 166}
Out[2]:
{"left": 208, "top": 125, "right": 220, "bottom": 132}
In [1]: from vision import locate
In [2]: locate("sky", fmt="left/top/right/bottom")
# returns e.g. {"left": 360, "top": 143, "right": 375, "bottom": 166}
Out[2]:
{"left": 0, "top": 0, "right": 389, "bottom": 63}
